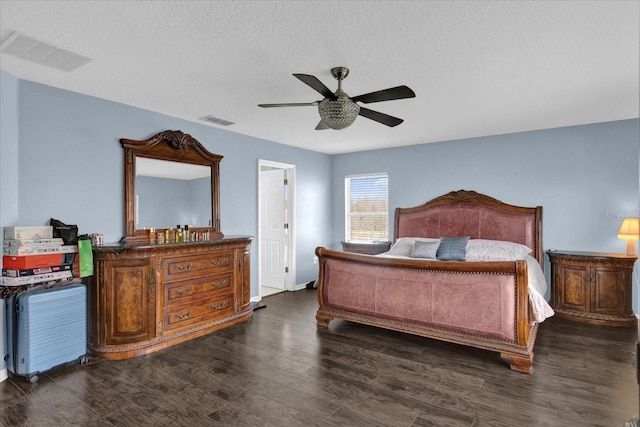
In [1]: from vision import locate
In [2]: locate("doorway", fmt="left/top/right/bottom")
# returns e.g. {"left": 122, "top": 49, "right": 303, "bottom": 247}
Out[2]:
{"left": 258, "top": 160, "right": 296, "bottom": 299}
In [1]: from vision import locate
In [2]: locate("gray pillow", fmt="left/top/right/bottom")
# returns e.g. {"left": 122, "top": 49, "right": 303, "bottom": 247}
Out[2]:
{"left": 436, "top": 236, "right": 470, "bottom": 261}
{"left": 410, "top": 240, "right": 439, "bottom": 259}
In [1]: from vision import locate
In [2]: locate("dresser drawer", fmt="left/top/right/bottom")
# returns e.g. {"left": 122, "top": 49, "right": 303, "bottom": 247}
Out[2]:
{"left": 163, "top": 294, "right": 234, "bottom": 332}
{"left": 163, "top": 273, "right": 233, "bottom": 307}
{"left": 163, "top": 251, "right": 233, "bottom": 281}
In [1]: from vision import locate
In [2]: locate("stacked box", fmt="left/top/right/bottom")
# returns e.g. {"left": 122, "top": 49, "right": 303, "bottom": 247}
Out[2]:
{"left": 4, "top": 226, "right": 53, "bottom": 240}
{"left": 2, "top": 226, "right": 78, "bottom": 287}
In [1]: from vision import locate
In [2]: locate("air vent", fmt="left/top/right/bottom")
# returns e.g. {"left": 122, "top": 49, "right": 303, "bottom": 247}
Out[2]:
{"left": 0, "top": 31, "right": 92, "bottom": 72}
{"left": 199, "top": 115, "right": 234, "bottom": 126}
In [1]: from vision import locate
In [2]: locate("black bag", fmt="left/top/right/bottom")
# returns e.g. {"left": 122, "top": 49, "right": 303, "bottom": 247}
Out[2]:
{"left": 50, "top": 218, "right": 79, "bottom": 245}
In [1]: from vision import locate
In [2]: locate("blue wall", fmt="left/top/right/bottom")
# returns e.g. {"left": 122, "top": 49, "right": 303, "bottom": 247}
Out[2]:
{"left": 0, "top": 69, "right": 19, "bottom": 380}
{"left": 1, "top": 71, "right": 333, "bottom": 296}
{"left": 2, "top": 69, "right": 639, "bottom": 314}
{"left": 332, "top": 119, "right": 640, "bottom": 305}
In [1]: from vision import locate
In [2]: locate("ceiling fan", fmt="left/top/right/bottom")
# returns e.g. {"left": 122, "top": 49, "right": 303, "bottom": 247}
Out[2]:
{"left": 258, "top": 67, "right": 416, "bottom": 130}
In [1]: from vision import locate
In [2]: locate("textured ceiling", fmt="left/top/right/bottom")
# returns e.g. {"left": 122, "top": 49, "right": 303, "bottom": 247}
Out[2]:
{"left": 0, "top": 1, "right": 638, "bottom": 155}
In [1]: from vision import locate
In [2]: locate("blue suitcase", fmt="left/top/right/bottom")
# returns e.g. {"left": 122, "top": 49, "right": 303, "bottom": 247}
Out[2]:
{"left": 5, "top": 283, "right": 88, "bottom": 383}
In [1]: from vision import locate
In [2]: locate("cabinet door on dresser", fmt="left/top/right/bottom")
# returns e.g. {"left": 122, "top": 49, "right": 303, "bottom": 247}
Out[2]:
{"left": 236, "top": 246, "right": 252, "bottom": 312}
{"left": 554, "top": 262, "right": 590, "bottom": 313}
{"left": 592, "top": 266, "right": 629, "bottom": 317}
{"left": 101, "top": 258, "right": 156, "bottom": 345}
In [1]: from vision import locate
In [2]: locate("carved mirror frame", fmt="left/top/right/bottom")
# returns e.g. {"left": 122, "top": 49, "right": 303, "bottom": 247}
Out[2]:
{"left": 120, "top": 130, "right": 223, "bottom": 245}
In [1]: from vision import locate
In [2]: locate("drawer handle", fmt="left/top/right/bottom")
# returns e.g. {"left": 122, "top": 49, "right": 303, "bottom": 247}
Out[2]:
{"left": 210, "top": 258, "right": 227, "bottom": 267}
{"left": 175, "top": 286, "right": 194, "bottom": 296}
{"left": 211, "top": 300, "right": 229, "bottom": 311}
{"left": 174, "top": 309, "right": 193, "bottom": 319}
{"left": 175, "top": 262, "right": 194, "bottom": 271}
{"left": 210, "top": 279, "right": 228, "bottom": 290}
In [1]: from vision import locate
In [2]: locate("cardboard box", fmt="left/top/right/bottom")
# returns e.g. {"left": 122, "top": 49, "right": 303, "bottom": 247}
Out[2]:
{"left": 3, "top": 245, "right": 77, "bottom": 256}
{"left": 4, "top": 226, "right": 53, "bottom": 240}
{"left": 2, "top": 253, "right": 75, "bottom": 270}
{"left": 2, "top": 270, "right": 72, "bottom": 286}
{"left": 3, "top": 238, "right": 64, "bottom": 248}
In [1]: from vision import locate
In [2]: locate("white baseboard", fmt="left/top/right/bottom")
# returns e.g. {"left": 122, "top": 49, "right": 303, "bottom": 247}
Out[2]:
{"left": 293, "top": 282, "right": 308, "bottom": 291}
{"left": 0, "top": 368, "right": 8, "bottom": 383}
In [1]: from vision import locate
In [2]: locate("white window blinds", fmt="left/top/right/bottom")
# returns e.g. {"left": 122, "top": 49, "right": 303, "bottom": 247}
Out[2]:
{"left": 345, "top": 173, "right": 389, "bottom": 242}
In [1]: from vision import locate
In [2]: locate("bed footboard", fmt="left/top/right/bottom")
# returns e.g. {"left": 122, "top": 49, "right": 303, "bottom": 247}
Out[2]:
{"left": 315, "top": 247, "right": 536, "bottom": 373}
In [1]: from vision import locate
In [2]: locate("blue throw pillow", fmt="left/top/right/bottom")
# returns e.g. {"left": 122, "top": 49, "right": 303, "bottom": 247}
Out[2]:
{"left": 436, "top": 236, "right": 470, "bottom": 261}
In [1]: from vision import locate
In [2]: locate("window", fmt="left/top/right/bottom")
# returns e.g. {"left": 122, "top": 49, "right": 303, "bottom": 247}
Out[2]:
{"left": 345, "top": 173, "right": 388, "bottom": 242}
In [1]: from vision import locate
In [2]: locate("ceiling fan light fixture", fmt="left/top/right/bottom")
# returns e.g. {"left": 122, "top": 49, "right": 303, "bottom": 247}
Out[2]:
{"left": 318, "top": 98, "right": 360, "bottom": 130}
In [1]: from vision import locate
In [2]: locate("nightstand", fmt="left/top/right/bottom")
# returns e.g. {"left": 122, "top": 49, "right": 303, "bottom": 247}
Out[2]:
{"left": 547, "top": 250, "right": 637, "bottom": 327}
{"left": 341, "top": 241, "right": 391, "bottom": 255}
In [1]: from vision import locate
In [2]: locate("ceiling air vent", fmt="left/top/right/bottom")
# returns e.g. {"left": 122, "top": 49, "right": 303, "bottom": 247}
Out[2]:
{"left": 0, "top": 31, "right": 92, "bottom": 72}
{"left": 200, "top": 115, "right": 234, "bottom": 126}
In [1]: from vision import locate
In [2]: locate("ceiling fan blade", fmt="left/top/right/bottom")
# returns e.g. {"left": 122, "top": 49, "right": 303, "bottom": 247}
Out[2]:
{"left": 293, "top": 74, "right": 336, "bottom": 99}
{"left": 258, "top": 102, "right": 318, "bottom": 108}
{"left": 358, "top": 107, "right": 404, "bottom": 127}
{"left": 351, "top": 85, "right": 416, "bottom": 104}
{"left": 315, "top": 120, "right": 329, "bottom": 130}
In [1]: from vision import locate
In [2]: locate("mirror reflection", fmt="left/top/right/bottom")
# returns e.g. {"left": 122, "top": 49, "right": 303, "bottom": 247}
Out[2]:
{"left": 136, "top": 157, "right": 211, "bottom": 229}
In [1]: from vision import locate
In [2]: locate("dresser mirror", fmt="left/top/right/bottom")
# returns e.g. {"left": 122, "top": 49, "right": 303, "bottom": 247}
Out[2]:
{"left": 121, "top": 130, "right": 223, "bottom": 244}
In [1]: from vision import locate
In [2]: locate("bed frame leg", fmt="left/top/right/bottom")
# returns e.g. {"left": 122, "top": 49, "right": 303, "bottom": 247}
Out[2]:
{"left": 316, "top": 311, "right": 333, "bottom": 328}
{"left": 500, "top": 353, "right": 533, "bottom": 373}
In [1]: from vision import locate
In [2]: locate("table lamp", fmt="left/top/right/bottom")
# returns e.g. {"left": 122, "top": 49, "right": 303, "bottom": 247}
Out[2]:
{"left": 617, "top": 218, "right": 640, "bottom": 256}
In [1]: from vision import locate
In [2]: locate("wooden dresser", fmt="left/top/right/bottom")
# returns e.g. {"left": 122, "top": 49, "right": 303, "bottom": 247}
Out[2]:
{"left": 548, "top": 250, "right": 637, "bottom": 327}
{"left": 89, "top": 236, "right": 252, "bottom": 359}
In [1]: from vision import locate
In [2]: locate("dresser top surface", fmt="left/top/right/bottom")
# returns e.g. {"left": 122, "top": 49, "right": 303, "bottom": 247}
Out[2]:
{"left": 95, "top": 235, "right": 253, "bottom": 251}
{"left": 547, "top": 249, "right": 638, "bottom": 260}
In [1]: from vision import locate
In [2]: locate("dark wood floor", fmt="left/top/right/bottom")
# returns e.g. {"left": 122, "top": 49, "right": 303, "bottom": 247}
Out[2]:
{"left": 1, "top": 289, "right": 637, "bottom": 426}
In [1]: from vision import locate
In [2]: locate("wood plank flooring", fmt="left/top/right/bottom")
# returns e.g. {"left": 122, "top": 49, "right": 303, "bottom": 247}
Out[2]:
{"left": 0, "top": 289, "right": 637, "bottom": 426}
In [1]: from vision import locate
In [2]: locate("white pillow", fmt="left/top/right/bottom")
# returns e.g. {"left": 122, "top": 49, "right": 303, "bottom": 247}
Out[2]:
{"left": 410, "top": 240, "right": 440, "bottom": 259}
{"left": 465, "top": 239, "right": 532, "bottom": 261}
{"left": 385, "top": 237, "right": 440, "bottom": 257}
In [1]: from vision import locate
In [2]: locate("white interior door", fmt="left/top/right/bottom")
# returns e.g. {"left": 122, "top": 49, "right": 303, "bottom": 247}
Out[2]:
{"left": 259, "top": 168, "right": 286, "bottom": 290}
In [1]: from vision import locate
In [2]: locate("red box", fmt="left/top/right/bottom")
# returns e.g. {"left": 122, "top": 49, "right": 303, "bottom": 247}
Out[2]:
{"left": 2, "top": 254, "right": 73, "bottom": 270}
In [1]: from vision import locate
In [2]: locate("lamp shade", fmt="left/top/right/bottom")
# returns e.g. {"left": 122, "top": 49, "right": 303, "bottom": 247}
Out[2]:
{"left": 618, "top": 217, "right": 640, "bottom": 256}
{"left": 617, "top": 218, "right": 640, "bottom": 239}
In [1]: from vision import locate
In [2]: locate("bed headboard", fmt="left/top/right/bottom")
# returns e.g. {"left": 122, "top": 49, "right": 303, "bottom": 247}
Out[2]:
{"left": 393, "top": 189, "right": 543, "bottom": 264}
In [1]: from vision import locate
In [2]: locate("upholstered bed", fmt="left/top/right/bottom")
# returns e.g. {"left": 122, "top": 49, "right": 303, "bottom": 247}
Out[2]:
{"left": 315, "top": 190, "right": 554, "bottom": 373}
